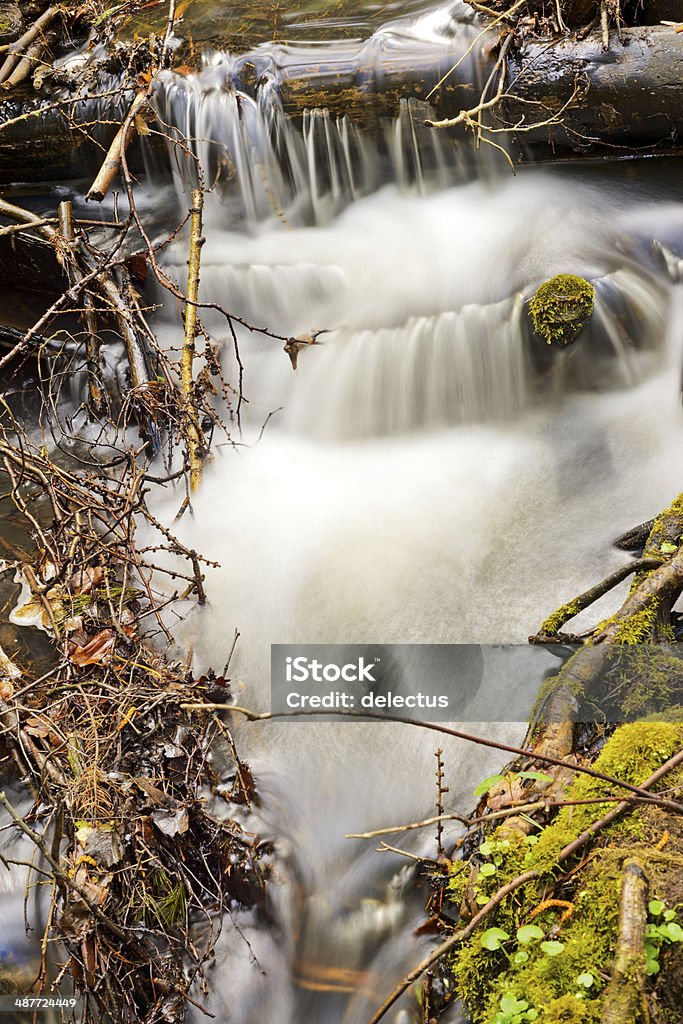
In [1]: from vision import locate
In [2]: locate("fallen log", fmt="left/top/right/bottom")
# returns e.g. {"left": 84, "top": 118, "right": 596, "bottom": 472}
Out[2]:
{"left": 501, "top": 25, "right": 683, "bottom": 155}
{"left": 3, "top": 13, "right": 683, "bottom": 184}
{"left": 0, "top": 4, "right": 58, "bottom": 85}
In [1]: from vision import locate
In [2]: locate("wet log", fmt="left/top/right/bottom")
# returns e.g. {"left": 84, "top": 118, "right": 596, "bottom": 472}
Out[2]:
{"left": 0, "top": 93, "right": 96, "bottom": 182}
{"left": 2, "top": 15, "right": 683, "bottom": 184}
{"left": 0, "top": 226, "right": 67, "bottom": 298}
{"left": 501, "top": 25, "right": 683, "bottom": 155}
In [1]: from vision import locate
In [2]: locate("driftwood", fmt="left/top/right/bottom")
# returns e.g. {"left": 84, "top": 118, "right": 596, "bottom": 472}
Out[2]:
{"left": 85, "top": 91, "right": 150, "bottom": 203}
{"left": 0, "top": 4, "right": 58, "bottom": 85}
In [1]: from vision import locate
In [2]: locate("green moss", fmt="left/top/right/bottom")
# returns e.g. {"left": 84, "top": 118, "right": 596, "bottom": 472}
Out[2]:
{"left": 447, "top": 723, "right": 683, "bottom": 1022}
{"left": 540, "top": 601, "right": 582, "bottom": 638}
{"left": 643, "top": 494, "right": 683, "bottom": 560}
{"left": 612, "top": 650, "right": 683, "bottom": 720}
{"left": 528, "top": 649, "right": 585, "bottom": 729}
{"left": 529, "top": 274, "right": 594, "bottom": 347}
{"left": 594, "top": 598, "right": 660, "bottom": 645}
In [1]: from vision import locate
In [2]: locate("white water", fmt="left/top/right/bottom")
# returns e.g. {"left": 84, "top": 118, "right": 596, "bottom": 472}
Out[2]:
{"left": 144, "top": 141, "right": 683, "bottom": 1021}
{"left": 118, "top": 7, "right": 683, "bottom": 1017}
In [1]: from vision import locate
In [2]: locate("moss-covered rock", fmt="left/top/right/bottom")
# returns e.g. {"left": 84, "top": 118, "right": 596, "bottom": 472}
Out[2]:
{"left": 529, "top": 274, "right": 594, "bottom": 347}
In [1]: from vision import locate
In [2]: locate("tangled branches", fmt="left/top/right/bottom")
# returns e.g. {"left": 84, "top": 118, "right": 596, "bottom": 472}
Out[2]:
{"left": 0, "top": 407, "right": 267, "bottom": 1021}
{"left": 0, "top": 4, "right": 288, "bottom": 1021}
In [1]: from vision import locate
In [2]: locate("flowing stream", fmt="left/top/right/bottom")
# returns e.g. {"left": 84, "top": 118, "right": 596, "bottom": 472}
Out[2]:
{"left": 3, "top": 2, "right": 683, "bottom": 1020}
{"left": 139, "top": 8, "right": 683, "bottom": 1020}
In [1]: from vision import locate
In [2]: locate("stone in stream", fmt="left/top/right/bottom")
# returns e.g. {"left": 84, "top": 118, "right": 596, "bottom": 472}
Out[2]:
{"left": 529, "top": 274, "right": 595, "bottom": 348}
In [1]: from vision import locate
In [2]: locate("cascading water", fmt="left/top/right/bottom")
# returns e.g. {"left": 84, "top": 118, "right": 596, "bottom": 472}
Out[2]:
{"left": 139, "top": 32, "right": 683, "bottom": 1017}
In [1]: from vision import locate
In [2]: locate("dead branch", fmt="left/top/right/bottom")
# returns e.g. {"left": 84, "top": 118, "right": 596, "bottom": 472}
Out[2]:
{"left": 57, "top": 200, "right": 106, "bottom": 416}
{"left": 532, "top": 556, "right": 662, "bottom": 640}
{"left": 85, "top": 92, "right": 151, "bottom": 203}
{"left": 601, "top": 858, "right": 649, "bottom": 1024}
{"left": 0, "top": 4, "right": 59, "bottom": 85}
{"left": 181, "top": 189, "right": 205, "bottom": 492}
{"left": 184, "top": 704, "right": 683, "bottom": 813}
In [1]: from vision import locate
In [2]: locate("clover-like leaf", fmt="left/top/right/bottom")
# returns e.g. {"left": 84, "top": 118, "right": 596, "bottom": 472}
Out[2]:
{"left": 516, "top": 924, "right": 544, "bottom": 945}
{"left": 649, "top": 899, "right": 666, "bottom": 917}
{"left": 660, "top": 921, "right": 683, "bottom": 943}
{"left": 480, "top": 927, "right": 510, "bottom": 951}
{"left": 540, "top": 940, "right": 565, "bottom": 956}
{"left": 479, "top": 863, "right": 497, "bottom": 877}
{"left": 500, "top": 994, "right": 528, "bottom": 1015}
{"left": 576, "top": 972, "right": 595, "bottom": 988}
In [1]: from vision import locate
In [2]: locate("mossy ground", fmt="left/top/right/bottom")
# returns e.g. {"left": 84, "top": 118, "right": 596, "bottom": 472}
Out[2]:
{"left": 446, "top": 722, "right": 683, "bottom": 1023}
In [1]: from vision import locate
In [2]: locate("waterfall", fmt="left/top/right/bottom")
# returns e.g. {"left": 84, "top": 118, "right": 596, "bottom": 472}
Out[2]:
{"left": 150, "top": 2, "right": 488, "bottom": 228}
{"left": 100, "top": 5, "right": 683, "bottom": 1021}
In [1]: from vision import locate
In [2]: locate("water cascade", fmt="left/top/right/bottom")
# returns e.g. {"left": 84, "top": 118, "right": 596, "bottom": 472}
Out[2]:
{"left": 2, "top": 1, "right": 682, "bottom": 1020}
{"left": 142, "top": 15, "right": 683, "bottom": 1018}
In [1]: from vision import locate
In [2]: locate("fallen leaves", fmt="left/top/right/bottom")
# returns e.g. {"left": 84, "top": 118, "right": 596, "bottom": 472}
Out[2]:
{"left": 70, "top": 628, "right": 116, "bottom": 667}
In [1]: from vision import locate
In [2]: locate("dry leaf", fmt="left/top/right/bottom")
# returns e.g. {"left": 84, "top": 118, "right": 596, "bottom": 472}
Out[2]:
{"left": 152, "top": 805, "right": 189, "bottom": 837}
{"left": 70, "top": 629, "right": 116, "bottom": 667}
{"left": 71, "top": 566, "right": 105, "bottom": 596}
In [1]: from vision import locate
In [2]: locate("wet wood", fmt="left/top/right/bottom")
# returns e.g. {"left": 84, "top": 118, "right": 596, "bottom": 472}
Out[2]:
{"left": 85, "top": 91, "right": 149, "bottom": 202}
{"left": 502, "top": 25, "right": 683, "bottom": 154}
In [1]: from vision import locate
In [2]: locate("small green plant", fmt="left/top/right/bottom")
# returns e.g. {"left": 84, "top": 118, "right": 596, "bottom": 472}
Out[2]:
{"left": 645, "top": 899, "right": 683, "bottom": 975}
{"left": 473, "top": 837, "right": 517, "bottom": 904}
{"left": 492, "top": 993, "right": 539, "bottom": 1023}
{"left": 479, "top": 923, "right": 548, "bottom": 959}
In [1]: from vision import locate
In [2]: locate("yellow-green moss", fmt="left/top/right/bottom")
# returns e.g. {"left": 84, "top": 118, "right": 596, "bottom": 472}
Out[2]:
{"left": 594, "top": 597, "right": 660, "bottom": 645}
{"left": 614, "top": 650, "right": 683, "bottom": 720}
{"left": 529, "top": 274, "right": 594, "bottom": 347}
{"left": 643, "top": 494, "right": 683, "bottom": 560}
{"left": 540, "top": 600, "right": 582, "bottom": 638}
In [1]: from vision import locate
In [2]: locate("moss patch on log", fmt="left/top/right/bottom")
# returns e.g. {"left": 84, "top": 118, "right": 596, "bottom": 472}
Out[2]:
{"left": 529, "top": 274, "right": 594, "bottom": 347}
{"left": 447, "top": 722, "right": 683, "bottom": 1023}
